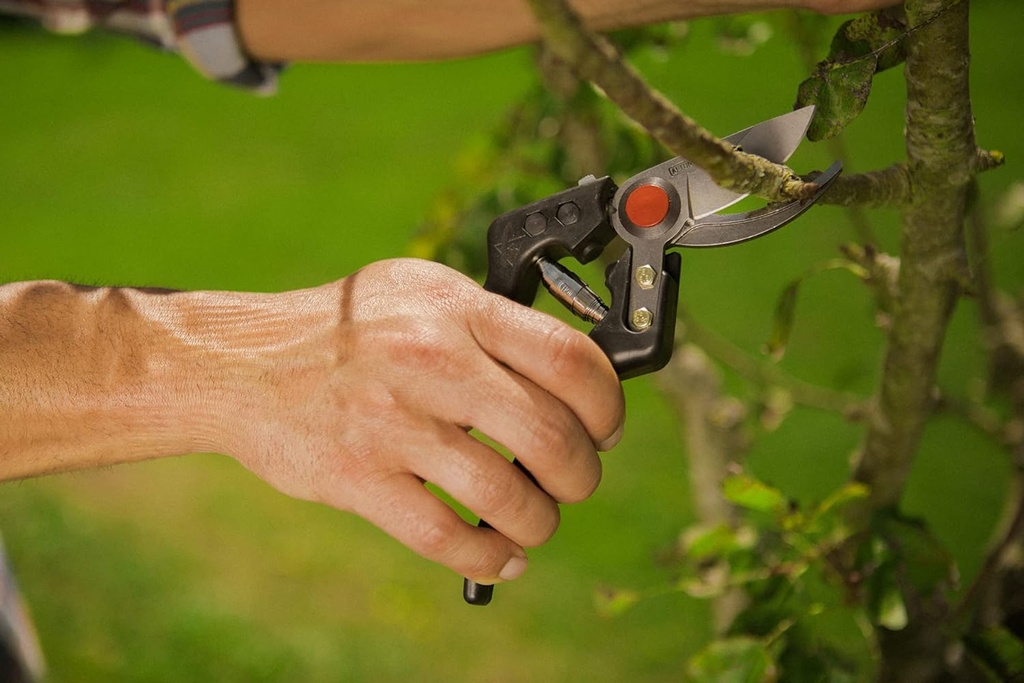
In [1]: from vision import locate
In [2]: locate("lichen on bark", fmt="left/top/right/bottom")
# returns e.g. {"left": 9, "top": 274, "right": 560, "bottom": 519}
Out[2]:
{"left": 852, "top": 0, "right": 975, "bottom": 511}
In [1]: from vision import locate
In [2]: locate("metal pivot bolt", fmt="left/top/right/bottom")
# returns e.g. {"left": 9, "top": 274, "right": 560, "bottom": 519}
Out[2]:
{"left": 635, "top": 265, "right": 657, "bottom": 290}
{"left": 631, "top": 307, "right": 653, "bottom": 331}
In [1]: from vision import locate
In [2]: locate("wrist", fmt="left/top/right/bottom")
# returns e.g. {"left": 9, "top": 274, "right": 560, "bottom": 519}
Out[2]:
{"left": 152, "top": 284, "right": 342, "bottom": 464}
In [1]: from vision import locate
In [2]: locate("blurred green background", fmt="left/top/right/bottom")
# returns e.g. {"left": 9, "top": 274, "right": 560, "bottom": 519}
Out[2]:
{"left": 1, "top": 4, "right": 1021, "bottom": 681}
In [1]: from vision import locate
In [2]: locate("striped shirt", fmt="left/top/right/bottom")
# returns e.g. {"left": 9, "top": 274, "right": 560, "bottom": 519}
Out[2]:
{"left": 0, "top": 0, "right": 278, "bottom": 93}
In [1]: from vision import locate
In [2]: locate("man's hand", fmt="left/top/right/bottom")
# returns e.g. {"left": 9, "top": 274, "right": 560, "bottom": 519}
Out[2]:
{"left": 238, "top": 0, "right": 903, "bottom": 62}
{"left": 226, "top": 259, "right": 624, "bottom": 583}
{"left": 0, "top": 260, "right": 625, "bottom": 584}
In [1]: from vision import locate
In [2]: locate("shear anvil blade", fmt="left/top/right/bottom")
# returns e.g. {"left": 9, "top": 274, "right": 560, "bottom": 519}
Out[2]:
{"left": 678, "top": 106, "right": 816, "bottom": 220}
{"left": 672, "top": 161, "right": 842, "bottom": 248}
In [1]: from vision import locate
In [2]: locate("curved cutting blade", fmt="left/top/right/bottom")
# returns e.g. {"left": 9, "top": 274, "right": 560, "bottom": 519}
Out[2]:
{"left": 673, "top": 161, "right": 842, "bottom": 248}
{"left": 624, "top": 106, "right": 816, "bottom": 221}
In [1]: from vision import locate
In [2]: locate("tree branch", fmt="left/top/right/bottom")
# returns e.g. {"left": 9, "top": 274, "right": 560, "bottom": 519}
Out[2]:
{"left": 655, "top": 344, "right": 749, "bottom": 633}
{"left": 974, "top": 148, "right": 1005, "bottom": 174}
{"left": 820, "top": 149, "right": 1001, "bottom": 209}
{"left": 959, "top": 184, "right": 1024, "bottom": 636}
{"left": 683, "top": 311, "right": 868, "bottom": 419}
{"left": 524, "top": 0, "right": 820, "bottom": 202}
{"left": 847, "top": 4, "right": 977, "bottom": 677}
{"left": 821, "top": 164, "right": 914, "bottom": 209}
{"left": 959, "top": 466, "right": 1024, "bottom": 629}
{"left": 852, "top": 0, "right": 976, "bottom": 511}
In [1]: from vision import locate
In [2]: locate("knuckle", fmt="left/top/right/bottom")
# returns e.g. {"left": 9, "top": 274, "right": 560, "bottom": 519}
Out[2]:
{"left": 464, "top": 454, "right": 560, "bottom": 549}
{"left": 416, "top": 512, "right": 463, "bottom": 560}
{"left": 462, "top": 542, "right": 510, "bottom": 582}
{"left": 543, "top": 324, "right": 590, "bottom": 380}
{"left": 399, "top": 259, "right": 479, "bottom": 313}
{"left": 520, "top": 408, "right": 600, "bottom": 505}
{"left": 385, "top": 319, "right": 457, "bottom": 376}
{"left": 474, "top": 467, "right": 520, "bottom": 519}
{"left": 521, "top": 503, "right": 560, "bottom": 548}
{"left": 479, "top": 481, "right": 558, "bottom": 548}
{"left": 524, "top": 406, "right": 574, "bottom": 459}
{"left": 559, "top": 460, "right": 602, "bottom": 505}
{"left": 317, "top": 439, "right": 380, "bottom": 507}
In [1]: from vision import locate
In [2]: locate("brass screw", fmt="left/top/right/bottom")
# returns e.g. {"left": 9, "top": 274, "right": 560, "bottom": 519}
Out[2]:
{"left": 635, "top": 265, "right": 656, "bottom": 290}
{"left": 631, "top": 307, "right": 653, "bottom": 331}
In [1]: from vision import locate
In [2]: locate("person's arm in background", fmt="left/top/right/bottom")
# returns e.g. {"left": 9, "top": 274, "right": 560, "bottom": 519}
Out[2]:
{"left": 0, "top": 260, "right": 623, "bottom": 585}
{"left": 237, "top": 0, "right": 903, "bottom": 63}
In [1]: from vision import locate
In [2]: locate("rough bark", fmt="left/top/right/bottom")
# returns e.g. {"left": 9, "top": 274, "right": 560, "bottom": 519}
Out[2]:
{"left": 852, "top": 0, "right": 975, "bottom": 511}
{"left": 846, "top": 2, "right": 977, "bottom": 680}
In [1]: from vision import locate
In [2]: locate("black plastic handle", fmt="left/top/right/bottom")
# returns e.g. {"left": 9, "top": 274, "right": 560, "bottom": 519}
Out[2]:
{"left": 462, "top": 520, "right": 496, "bottom": 605}
{"left": 465, "top": 179, "right": 683, "bottom": 605}
{"left": 483, "top": 177, "right": 618, "bottom": 306}
{"left": 464, "top": 458, "right": 539, "bottom": 605}
{"left": 589, "top": 250, "right": 681, "bottom": 379}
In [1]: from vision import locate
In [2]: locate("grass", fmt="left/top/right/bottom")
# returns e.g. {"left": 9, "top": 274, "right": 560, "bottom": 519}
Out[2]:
{"left": 1, "top": 4, "right": 1022, "bottom": 680}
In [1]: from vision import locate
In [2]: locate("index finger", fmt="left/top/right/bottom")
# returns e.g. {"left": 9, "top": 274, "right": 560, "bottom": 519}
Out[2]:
{"left": 467, "top": 292, "right": 625, "bottom": 451}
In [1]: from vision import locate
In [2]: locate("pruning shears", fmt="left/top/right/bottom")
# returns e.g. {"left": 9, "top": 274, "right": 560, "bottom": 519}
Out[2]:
{"left": 464, "top": 106, "right": 841, "bottom": 606}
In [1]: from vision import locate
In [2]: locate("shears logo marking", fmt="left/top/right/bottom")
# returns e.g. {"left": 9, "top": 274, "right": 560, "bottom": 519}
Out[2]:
{"left": 667, "top": 160, "right": 694, "bottom": 177}
{"left": 494, "top": 233, "right": 526, "bottom": 266}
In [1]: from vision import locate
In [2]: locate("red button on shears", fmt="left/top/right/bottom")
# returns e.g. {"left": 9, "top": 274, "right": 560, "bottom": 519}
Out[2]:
{"left": 624, "top": 184, "right": 670, "bottom": 228}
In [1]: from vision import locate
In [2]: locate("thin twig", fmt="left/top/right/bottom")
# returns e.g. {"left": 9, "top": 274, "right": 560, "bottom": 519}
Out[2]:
{"left": 682, "top": 311, "right": 867, "bottom": 420}
{"left": 655, "top": 344, "right": 749, "bottom": 633}
{"left": 957, "top": 467, "right": 1024, "bottom": 628}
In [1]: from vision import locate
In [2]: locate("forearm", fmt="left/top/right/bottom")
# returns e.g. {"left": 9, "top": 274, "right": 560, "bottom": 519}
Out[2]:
{"left": 236, "top": 0, "right": 827, "bottom": 63}
{"left": 0, "top": 281, "right": 332, "bottom": 481}
{"left": 0, "top": 261, "right": 627, "bottom": 583}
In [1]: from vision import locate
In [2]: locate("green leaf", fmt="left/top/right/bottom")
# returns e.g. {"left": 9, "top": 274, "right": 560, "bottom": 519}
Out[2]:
{"left": 874, "top": 585, "right": 908, "bottom": 631}
{"left": 797, "top": 57, "right": 878, "bottom": 142}
{"left": 803, "top": 482, "right": 869, "bottom": 542}
{"left": 835, "top": 11, "right": 908, "bottom": 72}
{"left": 881, "top": 515, "right": 957, "bottom": 598}
{"left": 795, "top": 10, "right": 908, "bottom": 140}
{"left": 764, "top": 259, "right": 870, "bottom": 360}
{"left": 594, "top": 586, "right": 640, "bottom": 619}
{"left": 723, "top": 475, "right": 788, "bottom": 515}
{"left": 815, "top": 482, "right": 870, "bottom": 518}
{"left": 681, "top": 522, "right": 755, "bottom": 561}
{"left": 679, "top": 563, "right": 731, "bottom": 599}
{"left": 764, "top": 280, "right": 800, "bottom": 362}
{"left": 964, "top": 627, "right": 1024, "bottom": 682}
{"left": 686, "top": 637, "right": 777, "bottom": 683}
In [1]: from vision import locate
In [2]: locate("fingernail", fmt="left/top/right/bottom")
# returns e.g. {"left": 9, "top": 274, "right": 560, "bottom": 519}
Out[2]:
{"left": 499, "top": 554, "right": 529, "bottom": 581}
{"left": 598, "top": 422, "right": 624, "bottom": 451}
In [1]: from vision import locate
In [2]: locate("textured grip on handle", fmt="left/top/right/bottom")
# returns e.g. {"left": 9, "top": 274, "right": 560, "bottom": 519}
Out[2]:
{"left": 468, "top": 178, "right": 617, "bottom": 607}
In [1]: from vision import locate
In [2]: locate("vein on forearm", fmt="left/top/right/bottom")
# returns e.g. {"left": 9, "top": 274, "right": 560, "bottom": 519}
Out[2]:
{"left": 0, "top": 282, "right": 166, "bottom": 476}
{"left": 0, "top": 279, "right": 342, "bottom": 481}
